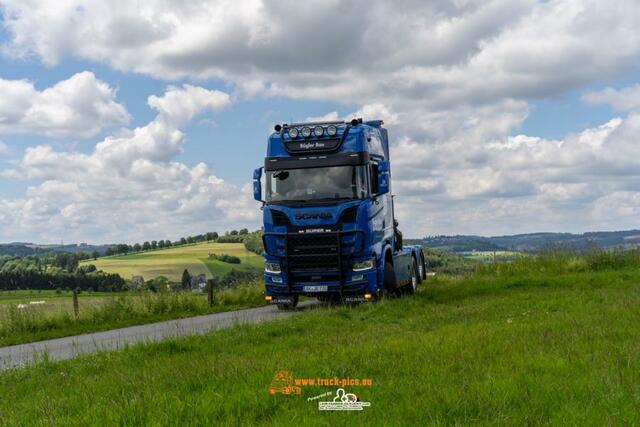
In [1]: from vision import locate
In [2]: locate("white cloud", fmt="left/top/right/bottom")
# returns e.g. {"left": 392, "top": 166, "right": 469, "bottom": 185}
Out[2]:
{"left": 2, "top": 1, "right": 640, "bottom": 238}
{"left": 0, "top": 84, "right": 255, "bottom": 243}
{"left": 0, "top": 141, "right": 8, "bottom": 155}
{"left": 0, "top": 72, "right": 129, "bottom": 138}
{"left": 3, "top": 1, "right": 639, "bottom": 106}
{"left": 391, "top": 114, "right": 640, "bottom": 235}
{"left": 583, "top": 85, "right": 640, "bottom": 112}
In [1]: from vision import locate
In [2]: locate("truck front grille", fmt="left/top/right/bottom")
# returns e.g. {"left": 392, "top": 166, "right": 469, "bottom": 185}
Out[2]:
{"left": 287, "top": 233, "right": 340, "bottom": 272}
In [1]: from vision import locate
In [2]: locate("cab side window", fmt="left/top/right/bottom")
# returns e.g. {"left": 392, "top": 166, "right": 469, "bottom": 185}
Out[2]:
{"left": 370, "top": 163, "right": 379, "bottom": 194}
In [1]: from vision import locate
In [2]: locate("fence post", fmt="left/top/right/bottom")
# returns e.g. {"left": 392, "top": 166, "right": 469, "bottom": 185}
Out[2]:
{"left": 72, "top": 288, "right": 79, "bottom": 318}
{"left": 207, "top": 279, "right": 214, "bottom": 307}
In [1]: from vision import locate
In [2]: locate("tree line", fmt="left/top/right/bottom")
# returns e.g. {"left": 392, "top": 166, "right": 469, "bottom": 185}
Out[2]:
{"left": 103, "top": 229, "right": 253, "bottom": 256}
{"left": 0, "top": 253, "right": 125, "bottom": 291}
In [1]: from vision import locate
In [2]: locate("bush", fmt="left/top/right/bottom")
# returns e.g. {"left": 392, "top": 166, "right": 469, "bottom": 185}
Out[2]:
{"left": 220, "top": 269, "right": 259, "bottom": 286}
{"left": 209, "top": 253, "right": 241, "bottom": 264}
{"left": 216, "top": 235, "right": 244, "bottom": 244}
{"left": 243, "top": 232, "right": 264, "bottom": 255}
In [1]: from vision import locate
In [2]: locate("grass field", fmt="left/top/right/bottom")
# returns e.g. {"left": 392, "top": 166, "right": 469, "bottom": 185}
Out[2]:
{"left": 81, "top": 242, "right": 263, "bottom": 282}
{"left": 1, "top": 250, "right": 639, "bottom": 425}
{"left": 0, "top": 289, "right": 116, "bottom": 304}
{"left": 0, "top": 283, "right": 265, "bottom": 347}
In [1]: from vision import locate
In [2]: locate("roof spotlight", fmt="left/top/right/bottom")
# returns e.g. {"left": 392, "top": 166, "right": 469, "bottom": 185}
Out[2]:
{"left": 313, "top": 126, "right": 324, "bottom": 137}
{"left": 327, "top": 125, "right": 338, "bottom": 136}
{"left": 274, "top": 124, "right": 282, "bottom": 132}
{"left": 288, "top": 127, "right": 299, "bottom": 138}
{"left": 301, "top": 127, "right": 312, "bottom": 138}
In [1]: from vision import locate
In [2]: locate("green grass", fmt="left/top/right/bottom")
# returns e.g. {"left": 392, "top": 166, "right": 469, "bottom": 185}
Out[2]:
{"left": 81, "top": 242, "right": 263, "bottom": 281}
{"left": 0, "top": 289, "right": 116, "bottom": 304}
{"left": 1, "top": 250, "right": 639, "bottom": 425}
{"left": 0, "top": 283, "right": 265, "bottom": 347}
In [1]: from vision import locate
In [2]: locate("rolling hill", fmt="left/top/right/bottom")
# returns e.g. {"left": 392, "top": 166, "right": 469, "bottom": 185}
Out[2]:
{"left": 81, "top": 242, "right": 263, "bottom": 282}
{"left": 419, "top": 229, "right": 640, "bottom": 253}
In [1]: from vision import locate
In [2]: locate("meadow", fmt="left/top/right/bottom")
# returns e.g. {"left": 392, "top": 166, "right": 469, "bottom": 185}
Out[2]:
{"left": 0, "top": 282, "right": 265, "bottom": 347}
{"left": 81, "top": 242, "right": 263, "bottom": 282}
{"left": 0, "top": 289, "right": 116, "bottom": 304}
{"left": 1, "top": 249, "right": 639, "bottom": 425}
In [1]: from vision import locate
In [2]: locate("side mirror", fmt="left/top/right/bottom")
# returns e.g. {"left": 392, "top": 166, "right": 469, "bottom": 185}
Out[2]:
{"left": 253, "top": 167, "right": 263, "bottom": 202}
{"left": 376, "top": 161, "right": 390, "bottom": 195}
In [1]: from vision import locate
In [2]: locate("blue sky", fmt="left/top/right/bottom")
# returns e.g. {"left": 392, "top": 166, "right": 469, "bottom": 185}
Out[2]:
{"left": 1, "top": 1, "right": 640, "bottom": 243}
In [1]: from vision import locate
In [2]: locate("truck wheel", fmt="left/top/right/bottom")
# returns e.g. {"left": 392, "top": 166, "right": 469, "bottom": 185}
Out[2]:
{"left": 277, "top": 295, "right": 299, "bottom": 311}
{"left": 404, "top": 258, "right": 418, "bottom": 295}
{"left": 383, "top": 261, "right": 397, "bottom": 294}
{"left": 418, "top": 251, "right": 426, "bottom": 282}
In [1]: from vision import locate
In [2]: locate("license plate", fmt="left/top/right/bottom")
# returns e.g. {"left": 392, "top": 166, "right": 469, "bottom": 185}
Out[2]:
{"left": 304, "top": 285, "right": 328, "bottom": 292}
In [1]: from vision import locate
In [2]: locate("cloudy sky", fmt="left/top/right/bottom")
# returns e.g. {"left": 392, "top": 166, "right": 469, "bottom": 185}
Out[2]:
{"left": 0, "top": 0, "right": 639, "bottom": 244}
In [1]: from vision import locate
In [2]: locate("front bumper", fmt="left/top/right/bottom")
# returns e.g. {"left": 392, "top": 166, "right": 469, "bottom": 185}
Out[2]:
{"left": 264, "top": 268, "right": 377, "bottom": 297}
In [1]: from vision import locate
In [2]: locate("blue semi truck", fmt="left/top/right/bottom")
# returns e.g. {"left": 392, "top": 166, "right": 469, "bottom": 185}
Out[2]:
{"left": 253, "top": 118, "right": 426, "bottom": 309}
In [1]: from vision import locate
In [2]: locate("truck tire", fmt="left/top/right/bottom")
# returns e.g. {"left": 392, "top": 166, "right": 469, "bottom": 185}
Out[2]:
{"left": 404, "top": 258, "right": 418, "bottom": 295}
{"left": 277, "top": 295, "right": 299, "bottom": 311}
{"left": 383, "top": 261, "right": 397, "bottom": 293}
{"left": 418, "top": 251, "right": 426, "bottom": 282}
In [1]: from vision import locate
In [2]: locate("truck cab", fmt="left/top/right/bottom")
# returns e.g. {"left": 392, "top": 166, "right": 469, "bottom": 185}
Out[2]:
{"left": 253, "top": 118, "right": 426, "bottom": 309}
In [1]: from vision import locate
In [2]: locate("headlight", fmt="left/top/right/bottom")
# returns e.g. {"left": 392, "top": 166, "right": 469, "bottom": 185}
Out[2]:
{"left": 327, "top": 125, "right": 337, "bottom": 136}
{"left": 352, "top": 259, "right": 375, "bottom": 271}
{"left": 288, "top": 128, "right": 299, "bottom": 138}
{"left": 265, "top": 262, "right": 281, "bottom": 274}
{"left": 313, "top": 126, "right": 324, "bottom": 137}
{"left": 301, "top": 127, "right": 312, "bottom": 138}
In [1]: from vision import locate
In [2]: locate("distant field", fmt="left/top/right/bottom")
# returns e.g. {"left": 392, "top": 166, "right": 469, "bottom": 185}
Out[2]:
{"left": 81, "top": 242, "right": 263, "bottom": 282}
{"left": 458, "top": 250, "right": 525, "bottom": 261}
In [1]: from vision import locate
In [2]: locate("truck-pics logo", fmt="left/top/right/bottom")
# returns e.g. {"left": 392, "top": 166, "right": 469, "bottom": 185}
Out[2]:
{"left": 318, "top": 388, "right": 371, "bottom": 411}
{"left": 268, "top": 370, "right": 301, "bottom": 395}
{"left": 268, "top": 370, "right": 373, "bottom": 410}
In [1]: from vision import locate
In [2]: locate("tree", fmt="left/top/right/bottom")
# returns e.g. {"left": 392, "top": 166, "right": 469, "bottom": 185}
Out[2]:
{"left": 151, "top": 240, "right": 158, "bottom": 250}
{"left": 181, "top": 269, "right": 192, "bottom": 290}
{"left": 205, "top": 232, "right": 218, "bottom": 241}
{"left": 158, "top": 240, "right": 165, "bottom": 248}
{"left": 230, "top": 230, "right": 238, "bottom": 236}
{"left": 180, "top": 237, "right": 187, "bottom": 245}
{"left": 116, "top": 244, "right": 130, "bottom": 254}
{"left": 91, "top": 250, "right": 99, "bottom": 260}
{"left": 133, "top": 243, "right": 142, "bottom": 252}
{"left": 239, "top": 228, "right": 249, "bottom": 235}
{"left": 142, "top": 241, "right": 151, "bottom": 250}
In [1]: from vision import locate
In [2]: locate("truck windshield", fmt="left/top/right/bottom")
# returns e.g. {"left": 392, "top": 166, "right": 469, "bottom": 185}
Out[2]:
{"left": 266, "top": 165, "right": 369, "bottom": 203}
